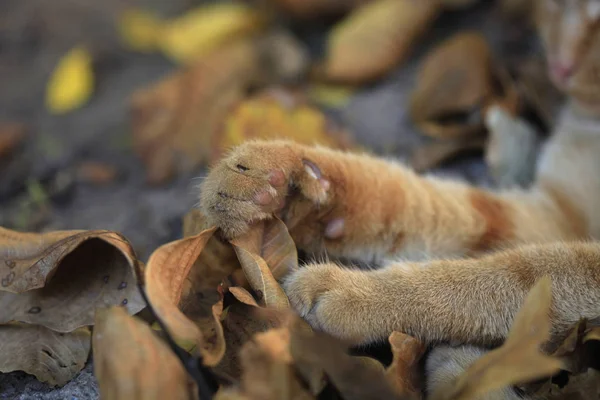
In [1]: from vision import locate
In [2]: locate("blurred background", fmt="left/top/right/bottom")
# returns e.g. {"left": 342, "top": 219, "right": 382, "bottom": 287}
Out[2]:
{"left": 0, "top": 0, "right": 565, "bottom": 397}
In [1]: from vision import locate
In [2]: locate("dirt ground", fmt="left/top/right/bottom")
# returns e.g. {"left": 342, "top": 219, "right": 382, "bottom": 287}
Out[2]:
{"left": 0, "top": 1, "right": 539, "bottom": 398}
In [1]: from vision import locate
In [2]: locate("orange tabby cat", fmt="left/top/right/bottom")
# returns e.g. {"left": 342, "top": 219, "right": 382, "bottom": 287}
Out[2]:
{"left": 199, "top": 0, "right": 600, "bottom": 398}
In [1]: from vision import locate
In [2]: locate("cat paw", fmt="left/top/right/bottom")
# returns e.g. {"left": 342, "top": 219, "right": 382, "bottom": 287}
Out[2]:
{"left": 200, "top": 140, "right": 331, "bottom": 239}
{"left": 283, "top": 263, "right": 380, "bottom": 344}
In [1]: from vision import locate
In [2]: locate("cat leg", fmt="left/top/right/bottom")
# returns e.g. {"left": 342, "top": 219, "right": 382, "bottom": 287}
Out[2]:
{"left": 283, "top": 241, "right": 600, "bottom": 345}
{"left": 200, "top": 140, "right": 581, "bottom": 264}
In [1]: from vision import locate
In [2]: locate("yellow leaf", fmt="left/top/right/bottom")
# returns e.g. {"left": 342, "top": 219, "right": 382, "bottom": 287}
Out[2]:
{"left": 308, "top": 83, "right": 356, "bottom": 108}
{"left": 118, "top": 8, "right": 163, "bottom": 52}
{"left": 159, "top": 3, "right": 268, "bottom": 64}
{"left": 46, "top": 47, "right": 94, "bottom": 114}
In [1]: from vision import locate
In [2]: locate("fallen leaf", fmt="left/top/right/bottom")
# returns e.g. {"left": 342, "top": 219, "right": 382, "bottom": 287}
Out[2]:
{"left": 411, "top": 137, "right": 486, "bottom": 172}
{"left": 532, "top": 369, "right": 600, "bottom": 400}
{"left": 45, "top": 46, "right": 94, "bottom": 114}
{"left": 0, "top": 122, "right": 27, "bottom": 160}
{"left": 213, "top": 87, "right": 356, "bottom": 163}
{"left": 159, "top": 3, "right": 269, "bottom": 64}
{"left": 77, "top": 161, "right": 119, "bottom": 185}
{"left": 93, "top": 306, "right": 199, "bottom": 400}
{"left": 117, "top": 8, "right": 163, "bottom": 52}
{"left": 233, "top": 326, "right": 314, "bottom": 400}
{"left": 231, "top": 218, "right": 297, "bottom": 308}
{"left": 307, "top": 83, "right": 356, "bottom": 108}
{"left": 512, "top": 56, "right": 564, "bottom": 131}
{"left": 0, "top": 228, "right": 144, "bottom": 332}
{"left": 385, "top": 332, "right": 426, "bottom": 398}
{"left": 410, "top": 32, "right": 519, "bottom": 140}
{"left": 0, "top": 323, "right": 90, "bottom": 387}
{"left": 143, "top": 226, "right": 229, "bottom": 365}
{"left": 288, "top": 314, "right": 403, "bottom": 400}
{"left": 315, "top": 0, "right": 440, "bottom": 84}
{"left": 229, "top": 286, "right": 259, "bottom": 307}
{"left": 432, "top": 276, "right": 562, "bottom": 400}
{"left": 268, "top": 0, "right": 371, "bottom": 18}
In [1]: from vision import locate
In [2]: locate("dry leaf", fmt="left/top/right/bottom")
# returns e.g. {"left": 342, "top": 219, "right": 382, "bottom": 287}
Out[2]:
{"left": 433, "top": 276, "right": 562, "bottom": 400}
{"left": 131, "top": 39, "right": 258, "bottom": 184}
{"left": 315, "top": 0, "right": 440, "bottom": 84}
{"left": 233, "top": 327, "right": 314, "bottom": 400}
{"left": 93, "top": 306, "right": 198, "bottom": 400}
{"left": 143, "top": 226, "right": 229, "bottom": 365}
{"left": 117, "top": 8, "right": 163, "bottom": 52}
{"left": 159, "top": 3, "right": 268, "bottom": 64}
{"left": 212, "top": 87, "right": 356, "bottom": 163}
{"left": 411, "top": 137, "right": 486, "bottom": 172}
{"left": 410, "top": 32, "right": 518, "bottom": 140}
{"left": 0, "top": 228, "right": 144, "bottom": 332}
{"left": 229, "top": 286, "right": 260, "bottom": 307}
{"left": 533, "top": 369, "right": 600, "bottom": 400}
{"left": 512, "top": 56, "right": 564, "bottom": 131}
{"left": 288, "top": 314, "right": 403, "bottom": 400}
{"left": 0, "top": 122, "right": 27, "bottom": 160}
{"left": 45, "top": 46, "right": 94, "bottom": 114}
{"left": 0, "top": 323, "right": 90, "bottom": 387}
{"left": 385, "top": 332, "right": 426, "bottom": 399}
{"left": 77, "top": 162, "right": 119, "bottom": 185}
{"left": 268, "top": 0, "right": 371, "bottom": 18}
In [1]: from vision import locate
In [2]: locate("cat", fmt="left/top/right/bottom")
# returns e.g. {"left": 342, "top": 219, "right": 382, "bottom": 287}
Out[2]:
{"left": 199, "top": 0, "right": 600, "bottom": 398}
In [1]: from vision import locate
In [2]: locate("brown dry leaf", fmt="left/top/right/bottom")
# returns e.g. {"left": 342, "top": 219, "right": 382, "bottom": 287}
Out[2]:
{"left": 77, "top": 161, "right": 119, "bottom": 185}
{"left": 0, "top": 323, "right": 90, "bottom": 387}
{"left": 385, "top": 332, "right": 427, "bottom": 399}
{"left": 0, "top": 122, "right": 27, "bottom": 160}
{"left": 131, "top": 39, "right": 259, "bottom": 184}
{"left": 230, "top": 218, "right": 296, "bottom": 309}
{"left": 432, "top": 276, "right": 562, "bottom": 400}
{"left": 93, "top": 306, "right": 198, "bottom": 400}
{"left": 512, "top": 56, "right": 564, "bottom": 131}
{"left": 234, "top": 326, "right": 314, "bottom": 400}
{"left": 0, "top": 228, "right": 144, "bottom": 332}
{"left": 315, "top": 0, "right": 440, "bottom": 84}
{"left": 533, "top": 369, "right": 600, "bottom": 400}
{"left": 212, "top": 87, "right": 356, "bottom": 163}
{"left": 411, "top": 137, "right": 486, "bottom": 172}
{"left": 268, "top": 0, "right": 372, "bottom": 18}
{"left": 143, "top": 226, "right": 230, "bottom": 365}
{"left": 131, "top": 31, "right": 309, "bottom": 184}
{"left": 229, "top": 286, "right": 259, "bottom": 307}
{"left": 286, "top": 314, "right": 403, "bottom": 400}
{"left": 546, "top": 318, "right": 600, "bottom": 375}
{"left": 410, "top": 32, "right": 519, "bottom": 140}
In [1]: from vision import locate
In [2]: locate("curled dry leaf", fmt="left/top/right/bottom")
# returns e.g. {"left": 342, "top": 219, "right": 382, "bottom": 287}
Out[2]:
{"left": 0, "top": 122, "right": 27, "bottom": 160}
{"left": 0, "top": 323, "right": 90, "bottom": 387}
{"left": 212, "top": 87, "right": 356, "bottom": 163}
{"left": 131, "top": 31, "right": 309, "bottom": 184}
{"left": 143, "top": 226, "right": 229, "bottom": 365}
{"left": 93, "top": 307, "right": 199, "bottom": 400}
{"left": 0, "top": 228, "right": 144, "bottom": 332}
{"left": 410, "top": 32, "right": 519, "bottom": 140}
{"left": 432, "top": 276, "right": 562, "bottom": 400}
{"left": 315, "top": 0, "right": 440, "bottom": 84}
{"left": 385, "top": 332, "right": 426, "bottom": 399}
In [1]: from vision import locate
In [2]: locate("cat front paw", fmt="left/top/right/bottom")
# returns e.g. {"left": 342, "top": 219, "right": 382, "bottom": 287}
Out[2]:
{"left": 283, "top": 263, "right": 383, "bottom": 345}
{"left": 199, "top": 140, "right": 331, "bottom": 239}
